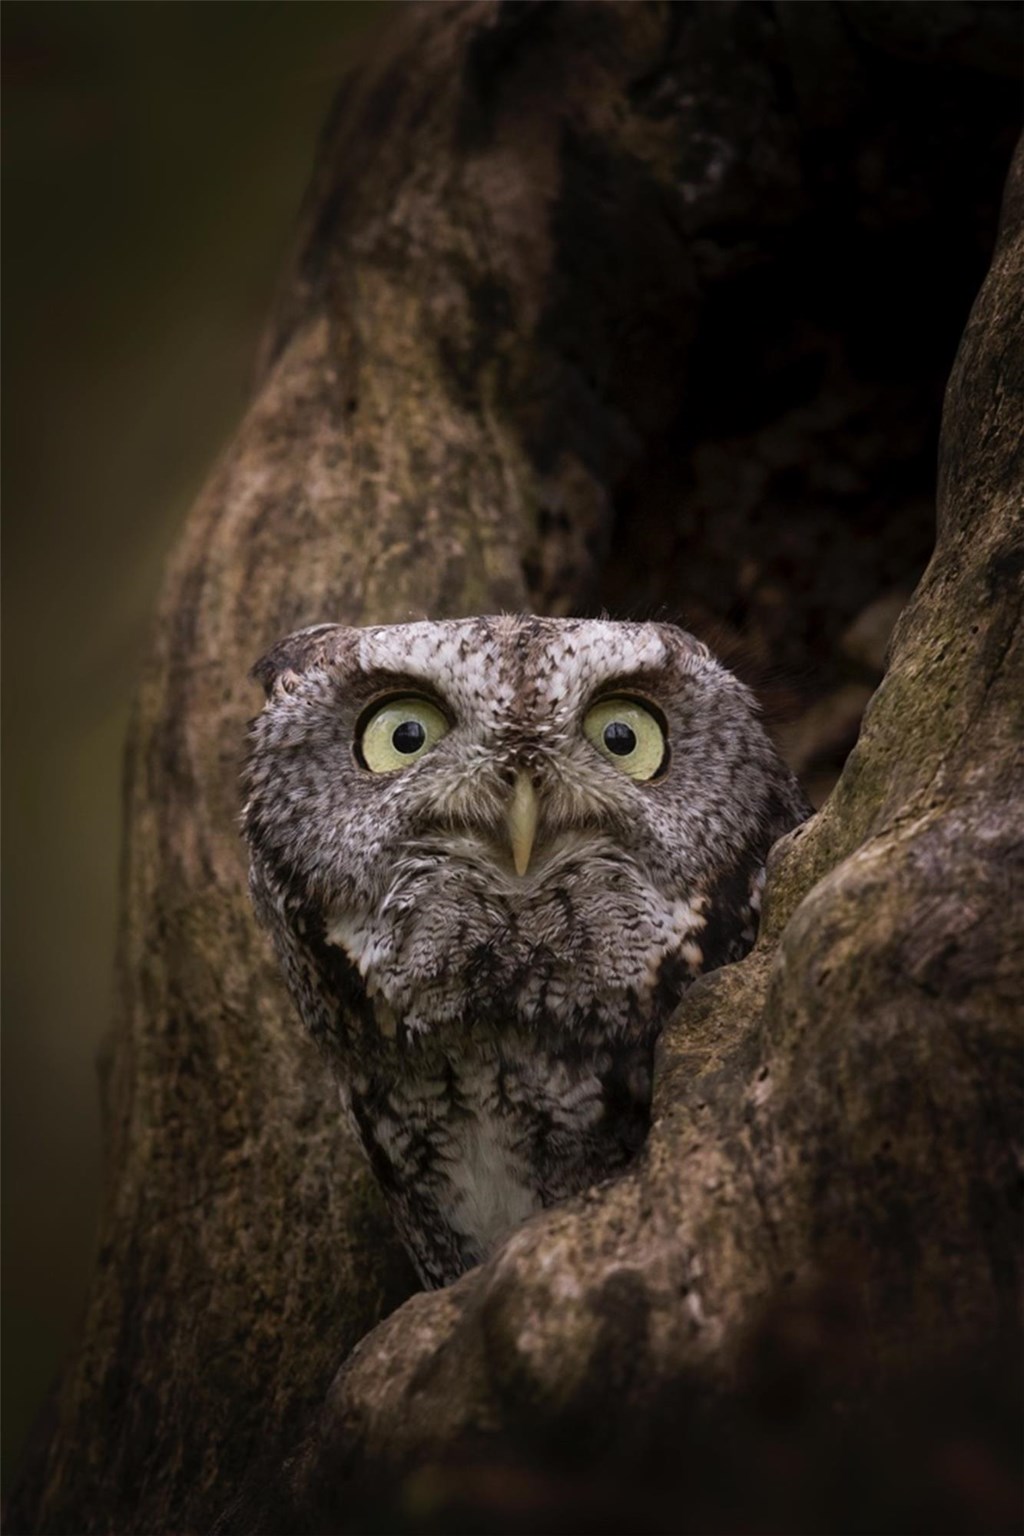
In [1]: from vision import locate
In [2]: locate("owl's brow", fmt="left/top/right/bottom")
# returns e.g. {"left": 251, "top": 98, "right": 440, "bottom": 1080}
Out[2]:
{"left": 583, "top": 667, "right": 678, "bottom": 705}
{"left": 353, "top": 671, "right": 454, "bottom": 714}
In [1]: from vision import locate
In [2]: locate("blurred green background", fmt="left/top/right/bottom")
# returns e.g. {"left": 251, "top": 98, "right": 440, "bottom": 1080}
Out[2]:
{"left": 1, "top": 0, "right": 387, "bottom": 1485}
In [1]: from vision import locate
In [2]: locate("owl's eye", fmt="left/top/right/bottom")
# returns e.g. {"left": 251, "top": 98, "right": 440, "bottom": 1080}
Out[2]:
{"left": 583, "top": 696, "right": 667, "bottom": 781}
{"left": 358, "top": 696, "right": 450, "bottom": 773}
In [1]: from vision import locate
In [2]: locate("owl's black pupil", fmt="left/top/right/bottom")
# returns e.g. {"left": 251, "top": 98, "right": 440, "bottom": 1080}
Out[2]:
{"left": 603, "top": 721, "right": 636, "bottom": 756}
{"left": 392, "top": 720, "right": 426, "bottom": 754}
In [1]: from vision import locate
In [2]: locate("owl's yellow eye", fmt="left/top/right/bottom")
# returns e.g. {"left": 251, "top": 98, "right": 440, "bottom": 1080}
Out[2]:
{"left": 583, "top": 696, "right": 667, "bottom": 781}
{"left": 358, "top": 696, "right": 450, "bottom": 773}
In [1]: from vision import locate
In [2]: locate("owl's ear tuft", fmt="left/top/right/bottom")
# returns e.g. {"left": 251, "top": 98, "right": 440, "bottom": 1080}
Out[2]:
{"left": 657, "top": 621, "right": 712, "bottom": 663}
{"left": 251, "top": 624, "right": 343, "bottom": 700}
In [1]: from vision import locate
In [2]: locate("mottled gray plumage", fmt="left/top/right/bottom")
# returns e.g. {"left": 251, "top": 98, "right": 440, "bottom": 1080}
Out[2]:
{"left": 242, "top": 616, "right": 809, "bottom": 1286}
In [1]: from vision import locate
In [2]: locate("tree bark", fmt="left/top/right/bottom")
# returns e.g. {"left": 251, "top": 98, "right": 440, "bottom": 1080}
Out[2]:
{"left": 269, "top": 128, "right": 1022, "bottom": 1536}
{"left": 8, "top": 5, "right": 1021, "bottom": 1533}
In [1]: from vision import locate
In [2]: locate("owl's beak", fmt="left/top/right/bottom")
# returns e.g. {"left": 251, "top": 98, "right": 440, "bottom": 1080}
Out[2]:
{"left": 507, "top": 770, "right": 539, "bottom": 876}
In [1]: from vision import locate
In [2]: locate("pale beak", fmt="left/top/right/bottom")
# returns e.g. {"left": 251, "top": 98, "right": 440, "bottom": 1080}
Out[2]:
{"left": 507, "top": 770, "right": 539, "bottom": 876}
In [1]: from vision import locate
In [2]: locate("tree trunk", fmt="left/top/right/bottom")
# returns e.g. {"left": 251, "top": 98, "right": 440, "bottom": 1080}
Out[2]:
{"left": 8, "top": 5, "right": 1021, "bottom": 1533}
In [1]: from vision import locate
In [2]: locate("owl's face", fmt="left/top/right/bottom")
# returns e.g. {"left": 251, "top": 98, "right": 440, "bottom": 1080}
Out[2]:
{"left": 244, "top": 616, "right": 802, "bottom": 1046}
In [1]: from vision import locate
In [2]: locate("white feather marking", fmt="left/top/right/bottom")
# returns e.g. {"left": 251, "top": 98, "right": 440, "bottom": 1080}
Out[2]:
{"left": 444, "top": 1105, "right": 540, "bottom": 1251}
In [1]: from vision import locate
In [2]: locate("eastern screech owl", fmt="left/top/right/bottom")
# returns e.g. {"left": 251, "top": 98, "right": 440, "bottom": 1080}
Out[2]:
{"left": 242, "top": 616, "right": 809, "bottom": 1287}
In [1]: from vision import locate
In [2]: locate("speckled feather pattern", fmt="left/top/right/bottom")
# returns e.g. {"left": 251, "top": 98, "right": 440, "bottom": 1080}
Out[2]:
{"left": 242, "top": 616, "right": 809, "bottom": 1286}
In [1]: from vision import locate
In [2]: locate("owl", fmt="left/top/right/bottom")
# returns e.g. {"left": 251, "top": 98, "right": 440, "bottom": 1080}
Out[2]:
{"left": 242, "top": 616, "right": 809, "bottom": 1287}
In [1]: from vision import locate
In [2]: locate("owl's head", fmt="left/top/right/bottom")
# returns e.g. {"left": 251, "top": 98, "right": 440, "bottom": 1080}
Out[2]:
{"left": 243, "top": 616, "right": 806, "bottom": 1038}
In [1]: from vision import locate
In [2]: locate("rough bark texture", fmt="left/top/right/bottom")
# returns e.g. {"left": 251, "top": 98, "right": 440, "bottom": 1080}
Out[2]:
{"left": 8, "top": 5, "right": 1021, "bottom": 1534}
{"left": 267, "top": 135, "right": 1022, "bottom": 1532}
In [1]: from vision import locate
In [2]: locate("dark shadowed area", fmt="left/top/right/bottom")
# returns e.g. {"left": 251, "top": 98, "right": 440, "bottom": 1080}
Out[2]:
{"left": 1, "top": 0, "right": 387, "bottom": 1486}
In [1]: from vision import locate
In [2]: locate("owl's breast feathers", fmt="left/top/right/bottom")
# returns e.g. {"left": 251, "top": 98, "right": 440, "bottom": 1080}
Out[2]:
{"left": 322, "top": 834, "right": 715, "bottom": 1043}
{"left": 306, "top": 843, "right": 763, "bottom": 1284}
{"left": 343, "top": 1022, "right": 655, "bottom": 1285}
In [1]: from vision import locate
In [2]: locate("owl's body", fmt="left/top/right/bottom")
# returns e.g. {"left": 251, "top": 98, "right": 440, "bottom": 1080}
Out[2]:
{"left": 243, "top": 616, "right": 808, "bottom": 1286}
